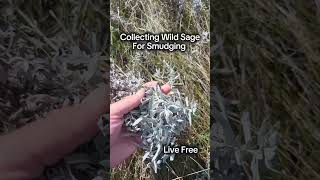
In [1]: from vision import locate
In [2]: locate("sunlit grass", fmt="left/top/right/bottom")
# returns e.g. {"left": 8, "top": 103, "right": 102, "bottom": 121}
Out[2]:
{"left": 110, "top": 0, "right": 210, "bottom": 179}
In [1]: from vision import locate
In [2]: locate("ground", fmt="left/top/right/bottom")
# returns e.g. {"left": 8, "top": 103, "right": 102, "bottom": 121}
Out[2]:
{"left": 110, "top": 0, "right": 210, "bottom": 179}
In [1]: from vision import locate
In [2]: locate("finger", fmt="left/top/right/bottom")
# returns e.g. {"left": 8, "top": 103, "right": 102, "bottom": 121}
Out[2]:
{"left": 143, "top": 81, "right": 158, "bottom": 88}
{"left": 144, "top": 81, "right": 171, "bottom": 94}
{"left": 110, "top": 116, "right": 124, "bottom": 145}
{"left": 110, "top": 88, "right": 145, "bottom": 115}
{"left": 161, "top": 83, "right": 171, "bottom": 94}
{"left": 80, "top": 84, "right": 108, "bottom": 114}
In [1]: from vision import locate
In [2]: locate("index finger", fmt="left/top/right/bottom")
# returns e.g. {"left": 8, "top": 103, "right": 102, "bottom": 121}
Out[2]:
{"left": 143, "top": 81, "right": 171, "bottom": 94}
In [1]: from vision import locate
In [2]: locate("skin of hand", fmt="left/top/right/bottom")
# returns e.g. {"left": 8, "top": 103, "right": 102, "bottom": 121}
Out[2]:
{"left": 0, "top": 81, "right": 170, "bottom": 179}
{"left": 110, "top": 81, "right": 171, "bottom": 167}
{"left": 0, "top": 84, "right": 107, "bottom": 180}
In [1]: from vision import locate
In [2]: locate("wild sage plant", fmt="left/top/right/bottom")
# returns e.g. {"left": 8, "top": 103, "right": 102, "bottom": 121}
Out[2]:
{"left": 192, "top": 0, "right": 202, "bottom": 16}
{"left": 212, "top": 86, "right": 279, "bottom": 180}
{"left": 110, "top": 61, "right": 197, "bottom": 173}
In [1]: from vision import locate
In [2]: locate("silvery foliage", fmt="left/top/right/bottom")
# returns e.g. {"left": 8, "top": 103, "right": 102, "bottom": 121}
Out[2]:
{"left": 175, "top": 0, "right": 203, "bottom": 18}
{"left": 125, "top": 86, "right": 197, "bottom": 173}
{"left": 192, "top": 0, "right": 202, "bottom": 16}
{"left": 212, "top": 87, "right": 279, "bottom": 180}
{"left": 153, "top": 61, "right": 180, "bottom": 86}
{"left": 110, "top": 63, "right": 143, "bottom": 102}
{"left": 111, "top": 61, "right": 197, "bottom": 173}
{"left": 98, "top": 113, "right": 109, "bottom": 137}
{"left": 178, "top": 0, "right": 185, "bottom": 18}
{"left": 0, "top": 46, "right": 103, "bottom": 125}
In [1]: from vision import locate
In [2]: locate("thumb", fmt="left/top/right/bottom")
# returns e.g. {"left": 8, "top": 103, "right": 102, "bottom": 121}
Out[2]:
{"left": 110, "top": 88, "right": 145, "bottom": 116}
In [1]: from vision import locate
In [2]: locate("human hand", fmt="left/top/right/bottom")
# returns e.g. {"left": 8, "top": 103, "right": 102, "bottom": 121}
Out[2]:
{"left": 110, "top": 81, "right": 171, "bottom": 167}
{"left": 0, "top": 84, "right": 107, "bottom": 180}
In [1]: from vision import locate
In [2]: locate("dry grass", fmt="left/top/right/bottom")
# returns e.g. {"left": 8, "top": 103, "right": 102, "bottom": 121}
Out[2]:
{"left": 111, "top": 0, "right": 210, "bottom": 179}
{"left": 213, "top": 0, "right": 320, "bottom": 179}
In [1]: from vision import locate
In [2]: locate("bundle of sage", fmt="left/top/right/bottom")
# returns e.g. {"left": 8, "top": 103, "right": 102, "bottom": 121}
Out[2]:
{"left": 110, "top": 62, "right": 197, "bottom": 173}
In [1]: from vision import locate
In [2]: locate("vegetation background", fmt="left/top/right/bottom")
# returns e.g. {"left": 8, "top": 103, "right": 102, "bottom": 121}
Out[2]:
{"left": 110, "top": 0, "right": 210, "bottom": 179}
{"left": 212, "top": 0, "right": 320, "bottom": 180}
{"left": 0, "top": 0, "right": 108, "bottom": 179}
{"left": 2, "top": 0, "right": 319, "bottom": 180}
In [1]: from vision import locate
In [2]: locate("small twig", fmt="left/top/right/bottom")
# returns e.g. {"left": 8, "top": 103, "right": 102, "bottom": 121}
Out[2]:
{"left": 171, "top": 168, "right": 209, "bottom": 180}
